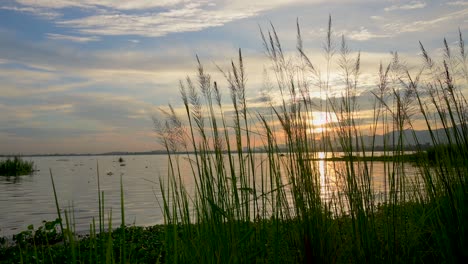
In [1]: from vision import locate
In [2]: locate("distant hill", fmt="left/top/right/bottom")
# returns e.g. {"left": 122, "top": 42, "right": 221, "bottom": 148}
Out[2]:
{"left": 360, "top": 125, "right": 462, "bottom": 147}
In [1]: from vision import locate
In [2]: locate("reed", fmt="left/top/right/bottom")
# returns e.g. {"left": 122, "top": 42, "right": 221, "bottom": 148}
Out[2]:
{"left": 0, "top": 18, "right": 466, "bottom": 263}
{"left": 0, "top": 156, "right": 34, "bottom": 176}
{"left": 156, "top": 19, "right": 467, "bottom": 263}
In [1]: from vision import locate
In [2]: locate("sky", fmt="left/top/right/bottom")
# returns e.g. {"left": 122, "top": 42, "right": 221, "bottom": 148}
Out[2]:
{"left": 0, "top": 0, "right": 467, "bottom": 155}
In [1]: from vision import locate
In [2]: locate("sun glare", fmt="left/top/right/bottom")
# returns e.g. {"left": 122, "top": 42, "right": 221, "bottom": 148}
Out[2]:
{"left": 308, "top": 111, "right": 337, "bottom": 135}
{"left": 310, "top": 112, "right": 329, "bottom": 127}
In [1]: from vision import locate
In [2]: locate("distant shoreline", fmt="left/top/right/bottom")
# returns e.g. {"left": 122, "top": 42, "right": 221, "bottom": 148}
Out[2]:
{"left": 0, "top": 146, "right": 430, "bottom": 158}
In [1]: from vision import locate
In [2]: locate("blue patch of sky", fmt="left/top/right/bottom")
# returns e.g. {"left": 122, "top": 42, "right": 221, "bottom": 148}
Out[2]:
{"left": 0, "top": 10, "right": 55, "bottom": 41}
{"left": 56, "top": 7, "right": 98, "bottom": 20}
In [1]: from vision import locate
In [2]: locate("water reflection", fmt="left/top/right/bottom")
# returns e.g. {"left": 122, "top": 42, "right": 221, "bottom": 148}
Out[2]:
{"left": 0, "top": 153, "right": 419, "bottom": 237}
{"left": 0, "top": 174, "right": 34, "bottom": 184}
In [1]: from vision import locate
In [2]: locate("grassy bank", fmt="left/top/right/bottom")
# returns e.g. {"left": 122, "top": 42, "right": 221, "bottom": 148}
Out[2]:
{"left": 0, "top": 199, "right": 455, "bottom": 263}
{"left": 0, "top": 156, "right": 34, "bottom": 176}
{"left": 0, "top": 222, "right": 166, "bottom": 264}
{"left": 1, "top": 18, "right": 467, "bottom": 263}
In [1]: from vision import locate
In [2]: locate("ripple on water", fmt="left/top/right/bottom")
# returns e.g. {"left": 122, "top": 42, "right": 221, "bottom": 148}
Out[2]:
{"left": 0, "top": 154, "right": 419, "bottom": 237}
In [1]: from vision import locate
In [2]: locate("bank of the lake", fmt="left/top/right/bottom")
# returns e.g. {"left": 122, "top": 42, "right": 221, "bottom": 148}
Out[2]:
{"left": 0, "top": 197, "right": 461, "bottom": 263}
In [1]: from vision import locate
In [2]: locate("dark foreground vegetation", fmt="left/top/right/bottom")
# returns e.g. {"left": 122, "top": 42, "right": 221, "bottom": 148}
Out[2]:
{"left": 0, "top": 156, "right": 34, "bottom": 176}
{"left": 0, "top": 221, "right": 166, "bottom": 264}
{"left": 1, "top": 197, "right": 464, "bottom": 264}
{"left": 1, "top": 18, "right": 467, "bottom": 263}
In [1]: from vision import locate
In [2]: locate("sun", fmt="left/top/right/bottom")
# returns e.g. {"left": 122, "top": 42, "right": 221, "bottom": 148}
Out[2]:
{"left": 308, "top": 111, "right": 336, "bottom": 134}
{"left": 310, "top": 112, "right": 329, "bottom": 127}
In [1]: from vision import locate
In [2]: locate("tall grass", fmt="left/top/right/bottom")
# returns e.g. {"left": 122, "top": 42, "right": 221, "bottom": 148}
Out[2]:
{"left": 156, "top": 19, "right": 467, "bottom": 263}
{"left": 0, "top": 19, "right": 466, "bottom": 263}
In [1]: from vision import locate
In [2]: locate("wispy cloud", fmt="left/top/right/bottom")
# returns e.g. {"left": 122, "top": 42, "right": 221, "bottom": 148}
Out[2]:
{"left": 2, "top": 0, "right": 465, "bottom": 154}
{"left": 370, "top": 15, "right": 384, "bottom": 21}
{"left": 14, "top": 0, "right": 188, "bottom": 10}
{"left": 384, "top": 8, "right": 468, "bottom": 33}
{"left": 55, "top": 7, "right": 258, "bottom": 37}
{"left": 384, "top": 1, "right": 426, "bottom": 12}
{"left": 46, "top": 33, "right": 100, "bottom": 42}
{"left": 307, "top": 26, "right": 391, "bottom": 42}
{"left": 0, "top": 5, "right": 61, "bottom": 19}
{"left": 345, "top": 27, "right": 390, "bottom": 41}
{"left": 9, "top": 0, "right": 311, "bottom": 37}
{"left": 447, "top": 1, "right": 468, "bottom": 6}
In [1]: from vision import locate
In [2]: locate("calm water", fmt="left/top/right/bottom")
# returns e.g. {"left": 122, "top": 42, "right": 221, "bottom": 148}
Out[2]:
{"left": 0, "top": 153, "right": 418, "bottom": 237}
{"left": 0, "top": 155, "right": 171, "bottom": 237}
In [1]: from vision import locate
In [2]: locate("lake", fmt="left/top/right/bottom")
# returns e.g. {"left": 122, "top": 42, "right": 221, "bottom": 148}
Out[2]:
{"left": 0, "top": 153, "right": 419, "bottom": 237}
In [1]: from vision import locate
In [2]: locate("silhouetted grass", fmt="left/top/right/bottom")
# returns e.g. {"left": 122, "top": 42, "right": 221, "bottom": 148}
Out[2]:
{"left": 1, "top": 18, "right": 467, "bottom": 263}
{"left": 156, "top": 18, "right": 467, "bottom": 263}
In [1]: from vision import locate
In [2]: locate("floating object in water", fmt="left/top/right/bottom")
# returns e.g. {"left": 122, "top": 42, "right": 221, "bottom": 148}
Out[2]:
{"left": 107, "top": 172, "right": 113, "bottom": 176}
{"left": 120, "top": 163, "right": 126, "bottom": 166}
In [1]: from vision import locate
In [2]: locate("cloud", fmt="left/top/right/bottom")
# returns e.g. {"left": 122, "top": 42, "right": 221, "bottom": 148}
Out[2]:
{"left": 13, "top": 0, "right": 327, "bottom": 11}
{"left": 370, "top": 16, "right": 384, "bottom": 21}
{"left": 39, "top": 93, "right": 159, "bottom": 132}
{"left": 384, "top": 1, "right": 426, "bottom": 12}
{"left": 0, "top": 5, "right": 61, "bottom": 19}
{"left": 0, "top": 89, "right": 160, "bottom": 154}
{"left": 345, "top": 27, "right": 390, "bottom": 41}
{"left": 0, "top": 127, "right": 95, "bottom": 139}
{"left": 8, "top": 0, "right": 313, "bottom": 37}
{"left": 4, "top": 0, "right": 464, "bottom": 154}
{"left": 46, "top": 33, "right": 101, "bottom": 42}
{"left": 447, "top": 1, "right": 468, "bottom": 6}
{"left": 14, "top": 0, "right": 188, "bottom": 10}
{"left": 383, "top": 8, "right": 468, "bottom": 33}
{"left": 55, "top": 7, "right": 259, "bottom": 37}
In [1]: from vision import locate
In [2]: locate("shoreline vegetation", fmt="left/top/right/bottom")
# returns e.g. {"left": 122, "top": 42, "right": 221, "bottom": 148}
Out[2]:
{"left": 1, "top": 18, "right": 467, "bottom": 263}
{"left": 0, "top": 156, "right": 35, "bottom": 177}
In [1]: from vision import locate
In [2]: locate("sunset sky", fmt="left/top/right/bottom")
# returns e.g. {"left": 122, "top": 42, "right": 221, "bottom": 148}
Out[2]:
{"left": 0, "top": 0, "right": 467, "bottom": 154}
